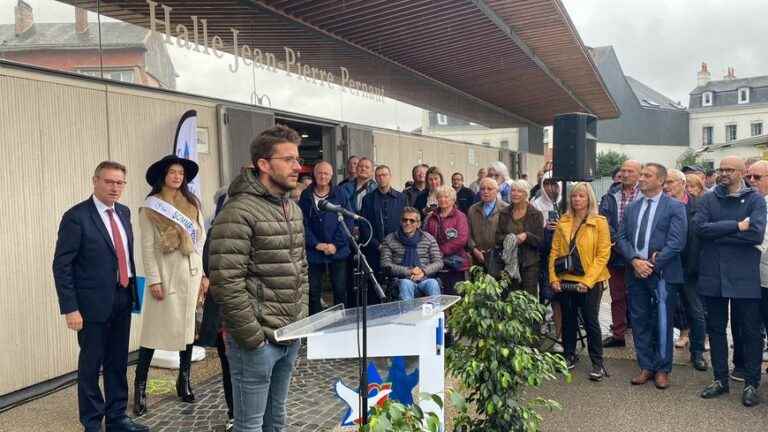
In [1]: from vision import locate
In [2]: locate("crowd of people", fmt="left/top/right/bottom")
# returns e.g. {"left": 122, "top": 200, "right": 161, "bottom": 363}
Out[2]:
{"left": 51, "top": 123, "right": 768, "bottom": 432}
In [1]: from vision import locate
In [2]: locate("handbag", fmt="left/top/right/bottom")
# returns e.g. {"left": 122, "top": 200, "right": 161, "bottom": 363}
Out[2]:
{"left": 484, "top": 247, "right": 505, "bottom": 278}
{"left": 554, "top": 220, "right": 586, "bottom": 276}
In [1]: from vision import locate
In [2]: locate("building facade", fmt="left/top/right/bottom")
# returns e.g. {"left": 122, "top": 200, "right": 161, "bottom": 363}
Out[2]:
{"left": 589, "top": 46, "right": 689, "bottom": 167}
{"left": 689, "top": 63, "right": 768, "bottom": 156}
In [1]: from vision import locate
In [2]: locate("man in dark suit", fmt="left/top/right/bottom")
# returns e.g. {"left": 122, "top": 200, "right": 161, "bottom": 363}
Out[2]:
{"left": 53, "top": 161, "right": 149, "bottom": 432}
{"left": 695, "top": 156, "right": 766, "bottom": 407}
{"left": 617, "top": 162, "right": 686, "bottom": 390}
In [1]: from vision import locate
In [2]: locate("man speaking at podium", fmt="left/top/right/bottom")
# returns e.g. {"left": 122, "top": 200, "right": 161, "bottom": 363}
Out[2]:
{"left": 209, "top": 125, "right": 309, "bottom": 432}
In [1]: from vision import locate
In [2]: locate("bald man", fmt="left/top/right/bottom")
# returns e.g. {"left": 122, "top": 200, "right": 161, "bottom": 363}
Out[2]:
{"left": 599, "top": 160, "right": 643, "bottom": 347}
{"left": 696, "top": 156, "right": 766, "bottom": 406}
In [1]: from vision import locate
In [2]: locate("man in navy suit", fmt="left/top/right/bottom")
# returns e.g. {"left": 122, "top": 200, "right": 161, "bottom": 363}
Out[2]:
{"left": 617, "top": 162, "right": 687, "bottom": 390}
{"left": 53, "top": 161, "right": 149, "bottom": 432}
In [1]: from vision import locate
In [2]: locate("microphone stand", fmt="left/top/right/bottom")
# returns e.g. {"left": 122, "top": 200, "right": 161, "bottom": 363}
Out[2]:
{"left": 337, "top": 213, "right": 385, "bottom": 425}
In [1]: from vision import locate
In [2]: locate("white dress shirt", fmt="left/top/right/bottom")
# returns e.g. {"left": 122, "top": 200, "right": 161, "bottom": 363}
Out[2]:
{"left": 93, "top": 196, "right": 133, "bottom": 277}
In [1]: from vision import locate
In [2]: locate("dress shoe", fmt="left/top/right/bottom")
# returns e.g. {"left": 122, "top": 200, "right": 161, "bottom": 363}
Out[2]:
{"left": 700, "top": 380, "right": 729, "bottom": 399}
{"left": 602, "top": 336, "right": 626, "bottom": 348}
{"left": 742, "top": 385, "right": 761, "bottom": 407}
{"left": 691, "top": 353, "right": 709, "bottom": 371}
{"left": 133, "top": 380, "right": 147, "bottom": 417}
{"left": 654, "top": 372, "right": 670, "bottom": 389}
{"left": 105, "top": 416, "right": 150, "bottom": 432}
{"left": 630, "top": 370, "right": 654, "bottom": 385}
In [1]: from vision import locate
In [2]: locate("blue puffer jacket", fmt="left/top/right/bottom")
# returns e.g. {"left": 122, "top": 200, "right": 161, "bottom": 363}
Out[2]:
{"left": 298, "top": 186, "right": 352, "bottom": 265}
{"left": 694, "top": 184, "right": 767, "bottom": 299}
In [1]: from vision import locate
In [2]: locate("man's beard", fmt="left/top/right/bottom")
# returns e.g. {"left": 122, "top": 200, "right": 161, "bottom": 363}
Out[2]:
{"left": 271, "top": 172, "right": 298, "bottom": 193}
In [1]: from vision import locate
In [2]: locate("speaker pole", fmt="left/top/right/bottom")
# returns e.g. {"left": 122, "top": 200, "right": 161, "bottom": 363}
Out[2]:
{"left": 559, "top": 180, "right": 568, "bottom": 214}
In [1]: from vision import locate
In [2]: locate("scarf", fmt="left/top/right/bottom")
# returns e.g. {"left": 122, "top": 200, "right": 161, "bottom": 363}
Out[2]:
{"left": 502, "top": 233, "right": 522, "bottom": 282}
{"left": 397, "top": 228, "right": 423, "bottom": 268}
{"left": 143, "top": 194, "right": 200, "bottom": 256}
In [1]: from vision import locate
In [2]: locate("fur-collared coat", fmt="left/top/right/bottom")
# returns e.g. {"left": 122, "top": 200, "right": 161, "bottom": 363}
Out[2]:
{"left": 139, "top": 195, "right": 205, "bottom": 351}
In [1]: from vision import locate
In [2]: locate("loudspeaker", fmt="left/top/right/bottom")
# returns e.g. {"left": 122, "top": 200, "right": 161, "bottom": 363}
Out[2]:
{"left": 553, "top": 112, "right": 598, "bottom": 181}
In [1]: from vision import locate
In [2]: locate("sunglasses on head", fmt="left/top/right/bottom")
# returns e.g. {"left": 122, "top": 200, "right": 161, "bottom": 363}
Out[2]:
{"left": 401, "top": 217, "right": 420, "bottom": 224}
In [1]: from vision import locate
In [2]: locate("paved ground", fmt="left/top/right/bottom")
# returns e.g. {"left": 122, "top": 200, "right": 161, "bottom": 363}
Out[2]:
{"left": 2, "top": 291, "right": 768, "bottom": 431}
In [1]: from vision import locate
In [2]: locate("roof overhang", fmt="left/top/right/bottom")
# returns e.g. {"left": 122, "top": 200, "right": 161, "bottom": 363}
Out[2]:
{"left": 64, "top": 0, "right": 619, "bottom": 128}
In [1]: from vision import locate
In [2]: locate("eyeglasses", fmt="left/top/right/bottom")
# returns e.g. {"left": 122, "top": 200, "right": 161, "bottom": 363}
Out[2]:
{"left": 401, "top": 218, "right": 420, "bottom": 224}
{"left": 745, "top": 174, "right": 763, "bottom": 181}
{"left": 716, "top": 168, "right": 737, "bottom": 175}
{"left": 267, "top": 156, "right": 304, "bottom": 166}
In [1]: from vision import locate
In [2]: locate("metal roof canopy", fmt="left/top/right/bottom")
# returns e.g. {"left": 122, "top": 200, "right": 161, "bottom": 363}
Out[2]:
{"left": 65, "top": 0, "right": 619, "bottom": 128}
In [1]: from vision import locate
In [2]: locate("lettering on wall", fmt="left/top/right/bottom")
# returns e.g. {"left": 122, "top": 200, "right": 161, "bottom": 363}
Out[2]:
{"left": 146, "top": 0, "right": 385, "bottom": 102}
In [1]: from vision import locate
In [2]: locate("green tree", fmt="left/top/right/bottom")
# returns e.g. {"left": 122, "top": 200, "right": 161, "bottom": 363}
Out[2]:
{"left": 597, "top": 150, "right": 628, "bottom": 177}
{"left": 447, "top": 268, "right": 570, "bottom": 432}
{"left": 676, "top": 149, "right": 699, "bottom": 169}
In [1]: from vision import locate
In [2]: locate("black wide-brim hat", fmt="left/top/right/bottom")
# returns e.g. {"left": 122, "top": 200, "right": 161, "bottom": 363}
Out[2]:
{"left": 145, "top": 155, "right": 200, "bottom": 186}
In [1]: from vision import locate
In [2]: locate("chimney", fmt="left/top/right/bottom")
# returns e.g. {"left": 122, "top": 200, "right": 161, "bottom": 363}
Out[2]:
{"left": 14, "top": 0, "right": 33, "bottom": 35}
{"left": 723, "top": 67, "right": 737, "bottom": 80}
{"left": 75, "top": 7, "right": 88, "bottom": 34}
{"left": 697, "top": 62, "right": 711, "bottom": 87}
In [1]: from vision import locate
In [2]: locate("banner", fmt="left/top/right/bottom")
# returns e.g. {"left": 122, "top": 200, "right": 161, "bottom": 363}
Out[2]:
{"left": 173, "top": 110, "right": 200, "bottom": 199}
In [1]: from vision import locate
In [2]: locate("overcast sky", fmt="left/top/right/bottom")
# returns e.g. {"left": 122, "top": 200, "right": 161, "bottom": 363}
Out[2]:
{"left": 562, "top": 0, "right": 767, "bottom": 107}
{"left": 3, "top": 0, "right": 765, "bottom": 119}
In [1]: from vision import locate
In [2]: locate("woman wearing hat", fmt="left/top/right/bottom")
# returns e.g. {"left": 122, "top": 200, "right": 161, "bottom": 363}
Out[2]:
{"left": 133, "top": 155, "right": 207, "bottom": 416}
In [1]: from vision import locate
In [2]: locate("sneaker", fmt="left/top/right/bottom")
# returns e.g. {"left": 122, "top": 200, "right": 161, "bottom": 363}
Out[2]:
{"left": 565, "top": 354, "right": 578, "bottom": 370}
{"left": 730, "top": 369, "right": 745, "bottom": 382}
{"left": 588, "top": 364, "right": 608, "bottom": 382}
{"left": 550, "top": 342, "right": 564, "bottom": 353}
{"left": 224, "top": 418, "right": 234, "bottom": 432}
{"left": 602, "top": 336, "right": 626, "bottom": 348}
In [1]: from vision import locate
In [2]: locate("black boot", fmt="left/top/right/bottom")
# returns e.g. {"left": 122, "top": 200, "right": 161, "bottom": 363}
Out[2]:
{"left": 177, "top": 344, "right": 195, "bottom": 403}
{"left": 133, "top": 347, "right": 153, "bottom": 417}
{"left": 133, "top": 380, "right": 147, "bottom": 417}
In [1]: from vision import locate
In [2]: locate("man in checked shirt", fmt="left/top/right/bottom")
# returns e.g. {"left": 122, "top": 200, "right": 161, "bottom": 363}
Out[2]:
{"left": 599, "top": 160, "right": 642, "bottom": 348}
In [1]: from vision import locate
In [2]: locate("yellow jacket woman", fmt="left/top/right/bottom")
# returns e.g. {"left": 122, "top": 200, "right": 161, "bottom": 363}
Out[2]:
{"left": 548, "top": 213, "right": 611, "bottom": 289}
{"left": 547, "top": 182, "right": 611, "bottom": 382}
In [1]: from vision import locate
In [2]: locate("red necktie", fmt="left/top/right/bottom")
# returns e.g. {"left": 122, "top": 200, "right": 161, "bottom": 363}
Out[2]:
{"left": 106, "top": 209, "right": 129, "bottom": 288}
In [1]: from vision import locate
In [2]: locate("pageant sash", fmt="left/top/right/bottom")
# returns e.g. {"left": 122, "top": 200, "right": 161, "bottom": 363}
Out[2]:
{"left": 142, "top": 196, "right": 204, "bottom": 255}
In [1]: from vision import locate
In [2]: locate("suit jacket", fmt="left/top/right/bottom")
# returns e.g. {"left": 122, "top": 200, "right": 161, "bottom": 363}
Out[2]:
{"left": 52, "top": 197, "right": 136, "bottom": 322}
{"left": 617, "top": 193, "right": 687, "bottom": 284}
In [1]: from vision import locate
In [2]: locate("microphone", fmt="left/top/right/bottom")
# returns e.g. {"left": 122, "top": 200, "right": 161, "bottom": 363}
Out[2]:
{"left": 318, "top": 199, "right": 362, "bottom": 220}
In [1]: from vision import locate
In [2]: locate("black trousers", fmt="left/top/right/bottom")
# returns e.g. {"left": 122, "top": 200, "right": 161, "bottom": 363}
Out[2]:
{"left": 216, "top": 332, "right": 234, "bottom": 419}
{"left": 77, "top": 285, "right": 132, "bottom": 431}
{"left": 705, "top": 296, "right": 762, "bottom": 387}
{"left": 560, "top": 284, "right": 604, "bottom": 367}
{"left": 308, "top": 261, "right": 347, "bottom": 315}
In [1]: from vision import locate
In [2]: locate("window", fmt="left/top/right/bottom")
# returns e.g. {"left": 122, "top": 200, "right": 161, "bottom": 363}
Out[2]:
{"left": 543, "top": 128, "right": 550, "bottom": 144}
{"left": 702, "top": 126, "right": 713, "bottom": 145}
{"left": 76, "top": 69, "right": 101, "bottom": 78}
{"left": 106, "top": 70, "right": 135, "bottom": 83}
{"left": 752, "top": 122, "right": 763, "bottom": 137}
{"left": 738, "top": 87, "right": 750, "bottom": 104}
{"left": 436, "top": 113, "right": 448, "bottom": 125}
{"left": 726, "top": 124, "right": 737, "bottom": 142}
{"left": 702, "top": 92, "right": 713, "bottom": 107}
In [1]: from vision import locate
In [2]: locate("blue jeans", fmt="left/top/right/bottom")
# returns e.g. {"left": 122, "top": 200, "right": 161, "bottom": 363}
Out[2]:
{"left": 399, "top": 278, "right": 440, "bottom": 300}
{"left": 225, "top": 334, "right": 300, "bottom": 432}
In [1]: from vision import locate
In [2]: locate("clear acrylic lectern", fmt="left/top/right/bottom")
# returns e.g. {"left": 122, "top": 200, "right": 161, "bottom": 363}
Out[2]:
{"left": 275, "top": 295, "right": 461, "bottom": 427}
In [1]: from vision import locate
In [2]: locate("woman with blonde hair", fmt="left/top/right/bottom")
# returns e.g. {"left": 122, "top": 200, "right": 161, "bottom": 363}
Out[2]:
{"left": 549, "top": 182, "right": 611, "bottom": 380}
{"left": 685, "top": 173, "right": 706, "bottom": 198}
{"left": 495, "top": 179, "right": 543, "bottom": 296}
